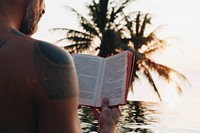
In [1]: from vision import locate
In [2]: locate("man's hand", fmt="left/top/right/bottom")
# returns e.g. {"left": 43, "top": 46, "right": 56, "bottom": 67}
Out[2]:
{"left": 90, "top": 98, "right": 121, "bottom": 133}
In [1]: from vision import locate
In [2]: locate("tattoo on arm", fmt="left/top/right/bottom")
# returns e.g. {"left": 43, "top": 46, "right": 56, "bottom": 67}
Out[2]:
{"left": 33, "top": 41, "right": 78, "bottom": 100}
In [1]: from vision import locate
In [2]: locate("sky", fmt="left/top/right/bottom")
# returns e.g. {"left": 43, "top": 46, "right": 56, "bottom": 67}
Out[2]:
{"left": 33, "top": 0, "right": 200, "bottom": 102}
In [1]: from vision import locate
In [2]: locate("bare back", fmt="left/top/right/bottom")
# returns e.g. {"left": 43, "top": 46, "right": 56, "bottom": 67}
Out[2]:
{"left": 0, "top": 29, "right": 81, "bottom": 133}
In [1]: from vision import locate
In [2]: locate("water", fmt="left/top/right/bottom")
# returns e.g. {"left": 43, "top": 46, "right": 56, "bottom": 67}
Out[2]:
{"left": 78, "top": 72, "right": 200, "bottom": 133}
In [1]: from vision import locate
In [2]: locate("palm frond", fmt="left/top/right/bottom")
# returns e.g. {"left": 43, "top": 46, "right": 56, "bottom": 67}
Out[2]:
{"left": 100, "top": 0, "right": 109, "bottom": 28}
{"left": 135, "top": 11, "right": 141, "bottom": 36}
{"left": 123, "top": 15, "right": 134, "bottom": 36}
{"left": 143, "top": 59, "right": 171, "bottom": 81}
{"left": 175, "top": 82, "right": 182, "bottom": 95}
{"left": 109, "top": 0, "right": 133, "bottom": 27}
{"left": 143, "top": 38, "right": 170, "bottom": 56}
{"left": 80, "top": 22, "right": 100, "bottom": 37}
{"left": 115, "top": 0, "right": 133, "bottom": 12}
{"left": 54, "top": 37, "right": 68, "bottom": 44}
{"left": 67, "top": 36, "right": 92, "bottom": 43}
{"left": 110, "top": 7, "right": 116, "bottom": 23}
{"left": 139, "top": 13, "right": 151, "bottom": 36}
{"left": 88, "top": 0, "right": 109, "bottom": 33}
{"left": 64, "top": 42, "right": 91, "bottom": 53}
{"left": 144, "top": 59, "right": 188, "bottom": 83}
{"left": 52, "top": 28, "right": 94, "bottom": 44}
{"left": 142, "top": 59, "right": 190, "bottom": 95}
{"left": 141, "top": 64, "right": 162, "bottom": 101}
{"left": 64, "top": 6, "right": 100, "bottom": 37}
{"left": 52, "top": 28, "right": 93, "bottom": 38}
{"left": 87, "top": 0, "right": 100, "bottom": 24}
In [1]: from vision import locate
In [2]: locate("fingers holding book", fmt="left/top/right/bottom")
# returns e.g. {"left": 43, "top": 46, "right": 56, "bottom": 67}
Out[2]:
{"left": 90, "top": 98, "right": 121, "bottom": 133}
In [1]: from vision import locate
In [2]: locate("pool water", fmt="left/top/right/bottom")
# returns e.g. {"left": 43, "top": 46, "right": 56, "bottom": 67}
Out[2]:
{"left": 78, "top": 87, "right": 200, "bottom": 133}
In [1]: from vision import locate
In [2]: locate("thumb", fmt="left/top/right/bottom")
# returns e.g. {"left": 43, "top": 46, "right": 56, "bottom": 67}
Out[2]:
{"left": 101, "top": 98, "right": 109, "bottom": 109}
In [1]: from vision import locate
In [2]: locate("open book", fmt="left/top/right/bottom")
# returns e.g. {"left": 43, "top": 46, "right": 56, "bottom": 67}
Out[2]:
{"left": 72, "top": 51, "right": 135, "bottom": 107}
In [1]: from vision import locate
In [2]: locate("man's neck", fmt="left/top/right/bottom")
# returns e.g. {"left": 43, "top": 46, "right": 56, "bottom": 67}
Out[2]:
{"left": 0, "top": 7, "right": 23, "bottom": 31}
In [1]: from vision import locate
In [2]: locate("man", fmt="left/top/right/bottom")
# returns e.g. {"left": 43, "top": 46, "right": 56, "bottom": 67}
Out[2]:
{"left": 0, "top": 0, "right": 120, "bottom": 133}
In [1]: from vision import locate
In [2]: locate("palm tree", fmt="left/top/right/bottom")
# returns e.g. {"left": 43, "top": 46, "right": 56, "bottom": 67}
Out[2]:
{"left": 52, "top": 0, "right": 188, "bottom": 101}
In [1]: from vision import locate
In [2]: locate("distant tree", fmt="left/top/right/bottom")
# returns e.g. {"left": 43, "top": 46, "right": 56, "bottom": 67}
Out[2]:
{"left": 53, "top": 0, "right": 188, "bottom": 100}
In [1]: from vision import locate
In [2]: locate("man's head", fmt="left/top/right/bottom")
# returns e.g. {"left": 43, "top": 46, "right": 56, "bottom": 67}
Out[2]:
{"left": 19, "top": 0, "right": 45, "bottom": 36}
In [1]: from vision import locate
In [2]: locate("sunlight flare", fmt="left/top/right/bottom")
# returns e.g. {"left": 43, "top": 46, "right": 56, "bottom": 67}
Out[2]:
{"left": 163, "top": 82, "right": 180, "bottom": 108}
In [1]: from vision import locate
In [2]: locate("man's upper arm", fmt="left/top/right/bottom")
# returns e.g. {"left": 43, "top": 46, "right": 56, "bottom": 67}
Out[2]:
{"left": 33, "top": 40, "right": 78, "bottom": 99}
{"left": 33, "top": 41, "right": 81, "bottom": 133}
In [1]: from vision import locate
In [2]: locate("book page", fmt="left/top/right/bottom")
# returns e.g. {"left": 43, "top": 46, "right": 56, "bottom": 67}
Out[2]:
{"left": 96, "top": 51, "right": 128, "bottom": 106}
{"left": 72, "top": 54, "right": 103, "bottom": 106}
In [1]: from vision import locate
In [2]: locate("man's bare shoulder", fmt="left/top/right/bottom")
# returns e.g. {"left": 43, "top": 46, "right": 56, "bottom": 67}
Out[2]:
{"left": 7, "top": 30, "right": 78, "bottom": 100}
{"left": 9, "top": 29, "right": 71, "bottom": 64}
{"left": 34, "top": 40, "right": 73, "bottom": 66}
{"left": 32, "top": 40, "right": 78, "bottom": 100}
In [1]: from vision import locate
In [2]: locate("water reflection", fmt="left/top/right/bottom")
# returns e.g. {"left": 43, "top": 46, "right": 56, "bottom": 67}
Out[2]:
{"left": 78, "top": 101, "right": 159, "bottom": 133}
{"left": 78, "top": 107, "right": 98, "bottom": 132}
{"left": 118, "top": 101, "right": 159, "bottom": 133}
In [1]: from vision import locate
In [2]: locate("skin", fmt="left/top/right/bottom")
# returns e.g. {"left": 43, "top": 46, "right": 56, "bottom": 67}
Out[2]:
{"left": 0, "top": 0, "right": 121, "bottom": 133}
{"left": 91, "top": 98, "right": 121, "bottom": 133}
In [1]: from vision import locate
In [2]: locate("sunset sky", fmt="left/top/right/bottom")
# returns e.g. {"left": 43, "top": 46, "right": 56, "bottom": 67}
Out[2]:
{"left": 33, "top": 0, "right": 200, "bottom": 102}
